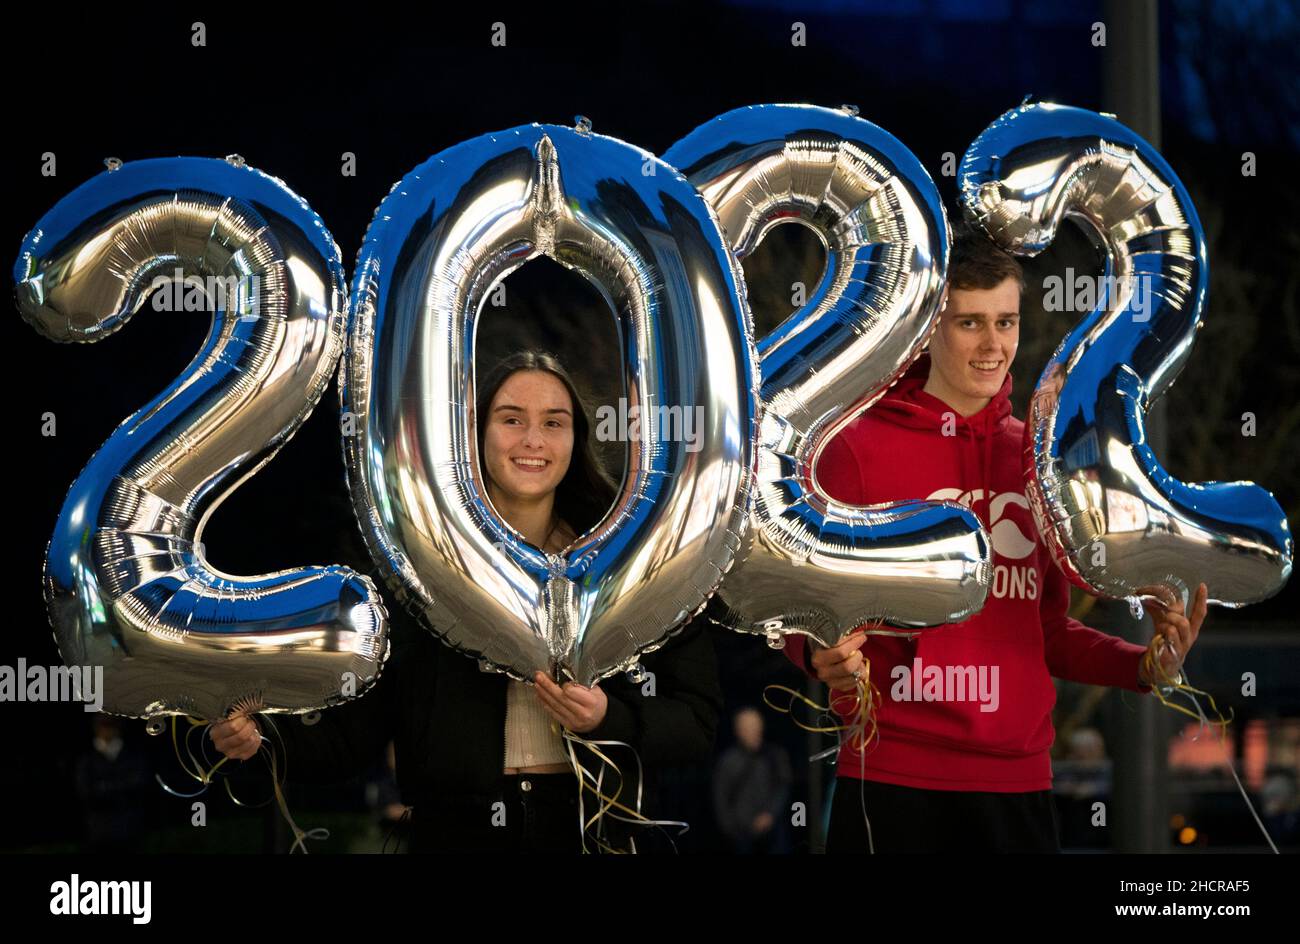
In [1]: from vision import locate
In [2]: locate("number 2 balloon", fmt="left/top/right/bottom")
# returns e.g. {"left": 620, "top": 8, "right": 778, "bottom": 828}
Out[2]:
{"left": 960, "top": 102, "right": 1292, "bottom": 608}
{"left": 664, "top": 104, "right": 993, "bottom": 649}
{"left": 17, "top": 157, "right": 389, "bottom": 721}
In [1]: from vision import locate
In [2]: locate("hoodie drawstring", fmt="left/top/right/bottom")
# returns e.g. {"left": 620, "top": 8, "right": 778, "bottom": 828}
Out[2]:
{"left": 958, "top": 415, "right": 995, "bottom": 529}
{"left": 980, "top": 417, "right": 995, "bottom": 526}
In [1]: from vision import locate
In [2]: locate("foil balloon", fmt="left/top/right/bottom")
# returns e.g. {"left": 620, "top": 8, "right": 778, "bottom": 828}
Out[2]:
{"left": 959, "top": 102, "right": 1292, "bottom": 607}
{"left": 344, "top": 122, "right": 757, "bottom": 686}
{"left": 663, "top": 104, "right": 992, "bottom": 649}
{"left": 16, "top": 156, "right": 389, "bottom": 721}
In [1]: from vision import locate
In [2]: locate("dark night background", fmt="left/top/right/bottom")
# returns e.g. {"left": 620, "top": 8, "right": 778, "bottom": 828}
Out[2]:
{"left": 3, "top": 0, "right": 1298, "bottom": 854}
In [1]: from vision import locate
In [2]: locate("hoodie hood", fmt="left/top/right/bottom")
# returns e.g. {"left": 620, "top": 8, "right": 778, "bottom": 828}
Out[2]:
{"left": 869, "top": 352, "right": 1014, "bottom": 528}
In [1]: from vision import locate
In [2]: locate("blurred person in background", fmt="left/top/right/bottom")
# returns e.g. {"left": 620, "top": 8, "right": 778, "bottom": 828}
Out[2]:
{"left": 713, "top": 706, "right": 792, "bottom": 854}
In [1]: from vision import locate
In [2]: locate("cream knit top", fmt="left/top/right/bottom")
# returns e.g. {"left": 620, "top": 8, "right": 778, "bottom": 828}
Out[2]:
{"left": 504, "top": 678, "right": 568, "bottom": 768}
{"left": 503, "top": 517, "right": 574, "bottom": 770}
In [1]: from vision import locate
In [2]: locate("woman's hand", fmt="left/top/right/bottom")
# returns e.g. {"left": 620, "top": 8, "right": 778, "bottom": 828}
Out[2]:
{"left": 809, "top": 630, "right": 866, "bottom": 693}
{"left": 1139, "top": 582, "right": 1209, "bottom": 687}
{"left": 209, "top": 715, "right": 263, "bottom": 761}
{"left": 533, "top": 673, "right": 608, "bottom": 734}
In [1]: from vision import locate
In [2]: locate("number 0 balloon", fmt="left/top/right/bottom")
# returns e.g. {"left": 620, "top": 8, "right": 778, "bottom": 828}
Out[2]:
{"left": 343, "top": 124, "right": 757, "bottom": 686}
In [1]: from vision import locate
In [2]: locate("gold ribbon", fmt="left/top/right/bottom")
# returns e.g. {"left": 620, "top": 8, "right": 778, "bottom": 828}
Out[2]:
{"left": 1140, "top": 634, "right": 1232, "bottom": 731}
{"left": 764, "top": 658, "right": 880, "bottom": 760}
{"left": 561, "top": 728, "right": 689, "bottom": 854}
{"left": 1138, "top": 634, "right": 1278, "bottom": 853}
{"left": 765, "top": 655, "right": 884, "bottom": 851}
{"left": 153, "top": 707, "right": 329, "bottom": 854}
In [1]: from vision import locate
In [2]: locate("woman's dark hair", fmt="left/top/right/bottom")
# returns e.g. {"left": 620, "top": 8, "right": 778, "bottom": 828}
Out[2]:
{"left": 475, "top": 350, "right": 618, "bottom": 538}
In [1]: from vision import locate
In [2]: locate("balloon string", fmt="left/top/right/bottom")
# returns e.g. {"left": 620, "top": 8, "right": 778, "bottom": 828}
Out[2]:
{"left": 759, "top": 622, "right": 902, "bottom": 759}
{"left": 561, "top": 729, "right": 689, "bottom": 854}
{"left": 263, "top": 726, "right": 330, "bottom": 854}
{"left": 1140, "top": 635, "right": 1278, "bottom": 854}
{"left": 763, "top": 663, "right": 880, "bottom": 760}
{"left": 1140, "top": 636, "right": 1232, "bottom": 729}
{"left": 155, "top": 711, "right": 329, "bottom": 853}
{"left": 154, "top": 715, "right": 227, "bottom": 798}
{"left": 856, "top": 721, "right": 873, "bottom": 854}
{"left": 382, "top": 807, "right": 412, "bottom": 855}
{"left": 564, "top": 731, "right": 689, "bottom": 853}
{"left": 765, "top": 665, "right": 881, "bottom": 852}
{"left": 563, "top": 732, "right": 621, "bottom": 852}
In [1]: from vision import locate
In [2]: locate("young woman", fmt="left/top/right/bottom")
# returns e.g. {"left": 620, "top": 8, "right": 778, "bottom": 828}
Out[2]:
{"left": 210, "top": 351, "right": 722, "bottom": 853}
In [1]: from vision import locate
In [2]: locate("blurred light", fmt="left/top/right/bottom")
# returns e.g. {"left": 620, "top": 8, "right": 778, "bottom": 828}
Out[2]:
{"left": 1244, "top": 719, "right": 1267, "bottom": 790}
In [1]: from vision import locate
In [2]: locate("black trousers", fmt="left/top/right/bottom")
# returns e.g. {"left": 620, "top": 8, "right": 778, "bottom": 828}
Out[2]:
{"left": 826, "top": 776, "right": 1061, "bottom": 853}
{"left": 411, "top": 774, "right": 584, "bottom": 853}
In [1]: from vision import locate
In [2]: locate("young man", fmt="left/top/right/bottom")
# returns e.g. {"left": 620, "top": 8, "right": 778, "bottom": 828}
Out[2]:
{"left": 783, "top": 224, "right": 1208, "bottom": 853}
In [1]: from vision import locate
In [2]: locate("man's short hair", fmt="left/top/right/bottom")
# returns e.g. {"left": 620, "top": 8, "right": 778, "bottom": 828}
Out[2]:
{"left": 949, "top": 221, "right": 1024, "bottom": 294}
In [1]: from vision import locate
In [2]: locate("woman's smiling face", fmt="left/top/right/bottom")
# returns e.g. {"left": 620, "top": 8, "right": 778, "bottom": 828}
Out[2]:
{"left": 482, "top": 370, "right": 574, "bottom": 504}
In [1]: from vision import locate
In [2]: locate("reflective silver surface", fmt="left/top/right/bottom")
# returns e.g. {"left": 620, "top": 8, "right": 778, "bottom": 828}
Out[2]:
{"left": 664, "top": 104, "right": 992, "bottom": 647}
{"left": 17, "top": 157, "right": 389, "bottom": 721}
{"left": 960, "top": 102, "right": 1291, "bottom": 607}
{"left": 344, "top": 125, "right": 757, "bottom": 685}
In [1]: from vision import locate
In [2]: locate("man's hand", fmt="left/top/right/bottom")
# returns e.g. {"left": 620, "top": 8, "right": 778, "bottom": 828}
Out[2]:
{"left": 533, "top": 673, "right": 609, "bottom": 734}
{"left": 209, "top": 715, "right": 262, "bottom": 761}
{"left": 809, "top": 630, "right": 866, "bottom": 693}
{"left": 1139, "top": 582, "right": 1208, "bottom": 687}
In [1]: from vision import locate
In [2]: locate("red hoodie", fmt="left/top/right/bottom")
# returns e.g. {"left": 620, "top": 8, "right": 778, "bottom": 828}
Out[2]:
{"left": 783, "top": 354, "right": 1150, "bottom": 792}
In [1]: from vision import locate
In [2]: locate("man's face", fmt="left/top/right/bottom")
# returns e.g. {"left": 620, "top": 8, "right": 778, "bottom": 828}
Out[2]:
{"left": 925, "top": 277, "right": 1021, "bottom": 416}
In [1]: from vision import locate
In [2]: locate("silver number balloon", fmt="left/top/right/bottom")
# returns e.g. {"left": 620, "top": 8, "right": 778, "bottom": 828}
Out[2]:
{"left": 663, "top": 104, "right": 992, "bottom": 648}
{"left": 959, "top": 102, "right": 1292, "bottom": 606}
{"left": 344, "top": 124, "right": 757, "bottom": 686}
{"left": 17, "top": 157, "right": 389, "bottom": 721}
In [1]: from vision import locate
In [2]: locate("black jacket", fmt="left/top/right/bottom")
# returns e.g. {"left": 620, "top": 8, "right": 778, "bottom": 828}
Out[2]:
{"left": 260, "top": 596, "right": 723, "bottom": 850}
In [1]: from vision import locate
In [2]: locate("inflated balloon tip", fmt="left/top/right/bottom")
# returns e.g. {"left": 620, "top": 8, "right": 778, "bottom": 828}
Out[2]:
{"left": 224, "top": 154, "right": 247, "bottom": 168}
{"left": 840, "top": 104, "right": 859, "bottom": 117}
{"left": 103, "top": 157, "right": 122, "bottom": 172}
{"left": 573, "top": 115, "right": 593, "bottom": 136}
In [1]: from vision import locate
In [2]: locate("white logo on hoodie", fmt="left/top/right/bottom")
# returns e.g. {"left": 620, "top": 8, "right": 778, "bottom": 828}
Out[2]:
{"left": 927, "top": 488, "right": 1035, "bottom": 559}
{"left": 928, "top": 488, "right": 1039, "bottom": 600}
